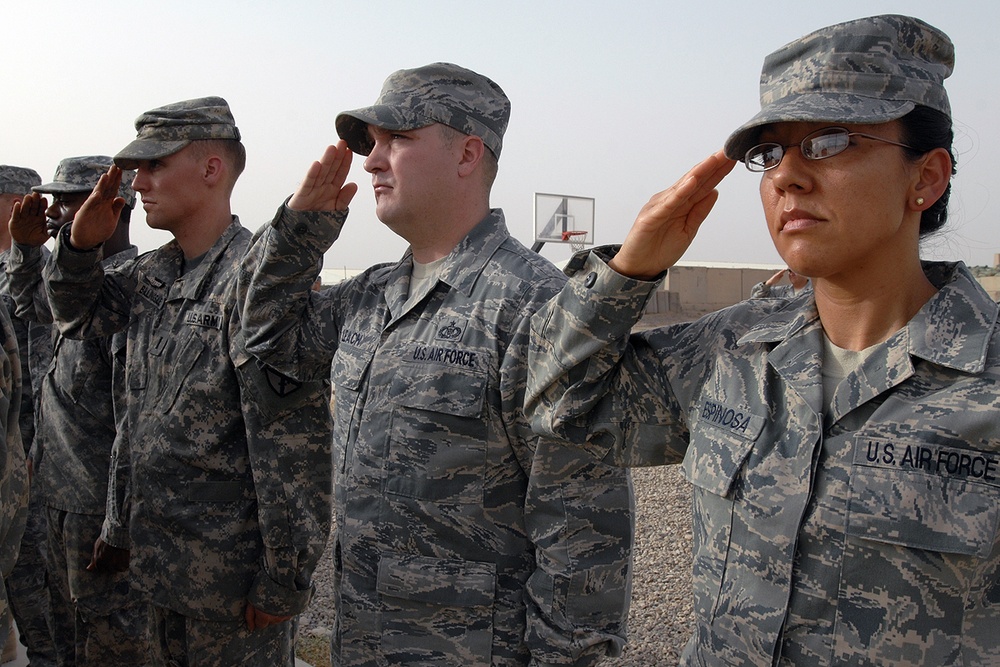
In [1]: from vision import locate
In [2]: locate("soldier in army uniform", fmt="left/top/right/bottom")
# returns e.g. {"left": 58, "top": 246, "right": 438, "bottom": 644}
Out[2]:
{"left": 0, "top": 165, "right": 57, "bottom": 666}
{"left": 0, "top": 234, "right": 29, "bottom": 661}
{"left": 16, "top": 99, "right": 332, "bottom": 666}
{"left": 526, "top": 15, "right": 1000, "bottom": 667}
{"left": 239, "top": 63, "right": 632, "bottom": 665}
{"left": 7, "top": 156, "right": 151, "bottom": 665}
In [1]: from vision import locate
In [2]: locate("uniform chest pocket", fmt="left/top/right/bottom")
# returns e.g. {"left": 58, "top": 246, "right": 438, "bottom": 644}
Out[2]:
{"left": 385, "top": 359, "right": 488, "bottom": 503}
{"left": 847, "top": 460, "right": 999, "bottom": 558}
{"left": 330, "top": 345, "right": 375, "bottom": 475}
{"left": 331, "top": 344, "right": 373, "bottom": 393}
{"left": 146, "top": 330, "right": 207, "bottom": 415}
{"left": 682, "top": 415, "right": 762, "bottom": 625}
{"left": 831, "top": 443, "right": 1000, "bottom": 662}
{"left": 683, "top": 414, "right": 761, "bottom": 498}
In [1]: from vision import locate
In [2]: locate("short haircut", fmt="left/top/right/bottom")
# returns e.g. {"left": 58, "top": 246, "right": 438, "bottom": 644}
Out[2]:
{"left": 438, "top": 124, "right": 498, "bottom": 190}
{"left": 189, "top": 139, "right": 246, "bottom": 190}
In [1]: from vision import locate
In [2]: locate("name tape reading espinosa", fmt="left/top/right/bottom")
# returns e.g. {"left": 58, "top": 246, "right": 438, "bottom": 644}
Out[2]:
{"left": 858, "top": 437, "right": 999, "bottom": 483}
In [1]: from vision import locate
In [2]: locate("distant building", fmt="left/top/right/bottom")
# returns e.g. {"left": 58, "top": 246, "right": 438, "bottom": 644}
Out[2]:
{"left": 320, "top": 256, "right": 1000, "bottom": 312}
{"left": 644, "top": 262, "right": 783, "bottom": 318}
{"left": 318, "top": 267, "right": 366, "bottom": 287}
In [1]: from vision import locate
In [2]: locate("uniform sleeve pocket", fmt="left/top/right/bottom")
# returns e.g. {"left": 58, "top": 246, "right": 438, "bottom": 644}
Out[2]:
{"left": 237, "top": 356, "right": 327, "bottom": 425}
{"left": 847, "top": 467, "right": 999, "bottom": 558}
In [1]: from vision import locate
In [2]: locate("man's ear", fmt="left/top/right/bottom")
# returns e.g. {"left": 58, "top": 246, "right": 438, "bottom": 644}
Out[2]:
{"left": 909, "top": 147, "right": 951, "bottom": 212}
{"left": 203, "top": 155, "right": 225, "bottom": 186}
{"left": 457, "top": 135, "right": 485, "bottom": 178}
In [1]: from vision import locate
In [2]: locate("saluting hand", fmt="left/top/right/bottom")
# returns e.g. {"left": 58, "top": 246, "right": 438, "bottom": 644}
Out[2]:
{"left": 610, "top": 150, "right": 736, "bottom": 280}
{"left": 288, "top": 141, "right": 358, "bottom": 213}
{"left": 765, "top": 268, "right": 789, "bottom": 287}
{"left": 69, "top": 165, "right": 127, "bottom": 250}
{"left": 9, "top": 193, "right": 51, "bottom": 248}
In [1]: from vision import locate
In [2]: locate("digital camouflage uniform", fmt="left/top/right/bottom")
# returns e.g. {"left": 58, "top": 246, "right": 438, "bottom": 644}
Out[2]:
{"left": 0, "top": 287, "right": 29, "bottom": 660}
{"left": 240, "top": 204, "right": 632, "bottom": 667}
{"left": 38, "top": 97, "right": 332, "bottom": 666}
{"left": 6, "top": 155, "right": 152, "bottom": 665}
{"left": 0, "top": 164, "right": 57, "bottom": 666}
{"left": 42, "top": 217, "right": 331, "bottom": 663}
{"left": 528, "top": 246, "right": 1000, "bottom": 667}
{"left": 526, "top": 14, "right": 999, "bottom": 664}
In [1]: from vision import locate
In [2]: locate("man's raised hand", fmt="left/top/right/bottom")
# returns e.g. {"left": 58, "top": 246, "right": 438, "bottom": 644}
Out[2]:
{"left": 69, "top": 165, "right": 128, "bottom": 250}
{"left": 9, "top": 193, "right": 51, "bottom": 248}
{"left": 288, "top": 141, "right": 358, "bottom": 213}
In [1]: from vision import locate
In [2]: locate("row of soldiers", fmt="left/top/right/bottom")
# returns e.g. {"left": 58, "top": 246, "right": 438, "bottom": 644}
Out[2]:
{"left": 0, "top": 59, "right": 633, "bottom": 667}
{"left": 5, "top": 14, "right": 991, "bottom": 667}
{"left": 0, "top": 90, "right": 342, "bottom": 666}
{"left": 0, "top": 142, "right": 334, "bottom": 665}
{"left": 0, "top": 159, "right": 144, "bottom": 664}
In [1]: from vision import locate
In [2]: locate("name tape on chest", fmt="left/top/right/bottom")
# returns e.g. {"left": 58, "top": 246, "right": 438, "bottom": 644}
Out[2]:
{"left": 411, "top": 344, "right": 481, "bottom": 370}
{"left": 340, "top": 329, "right": 371, "bottom": 348}
{"left": 137, "top": 279, "right": 165, "bottom": 309}
{"left": 858, "top": 438, "right": 999, "bottom": 484}
{"left": 698, "top": 399, "right": 765, "bottom": 441}
{"left": 184, "top": 309, "right": 222, "bottom": 330}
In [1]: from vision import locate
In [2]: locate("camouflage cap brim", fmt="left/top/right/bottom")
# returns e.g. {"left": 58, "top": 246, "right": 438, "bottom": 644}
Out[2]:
{"left": 115, "top": 96, "right": 240, "bottom": 169}
{"left": 0, "top": 165, "right": 42, "bottom": 196}
{"left": 32, "top": 155, "right": 135, "bottom": 207}
{"left": 33, "top": 180, "right": 137, "bottom": 209}
{"left": 32, "top": 181, "right": 93, "bottom": 194}
{"left": 335, "top": 63, "right": 509, "bottom": 159}
{"left": 724, "top": 94, "right": 916, "bottom": 160}
{"left": 724, "top": 15, "right": 954, "bottom": 161}
{"left": 114, "top": 138, "right": 192, "bottom": 169}
{"left": 335, "top": 106, "right": 434, "bottom": 156}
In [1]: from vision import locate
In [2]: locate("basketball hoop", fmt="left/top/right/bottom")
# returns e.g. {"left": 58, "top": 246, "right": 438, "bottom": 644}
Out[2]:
{"left": 561, "top": 230, "right": 588, "bottom": 253}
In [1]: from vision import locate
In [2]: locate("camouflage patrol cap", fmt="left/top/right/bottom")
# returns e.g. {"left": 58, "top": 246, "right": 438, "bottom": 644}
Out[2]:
{"left": 725, "top": 15, "right": 954, "bottom": 160}
{"left": 336, "top": 62, "right": 510, "bottom": 159}
{"left": 0, "top": 165, "right": 41, "bottom": 196}
{"left": 115, "top": 96, "right": 241, "bottom": 169}
{"left": 33, "top": 156, "right": 137, "bottom": 208}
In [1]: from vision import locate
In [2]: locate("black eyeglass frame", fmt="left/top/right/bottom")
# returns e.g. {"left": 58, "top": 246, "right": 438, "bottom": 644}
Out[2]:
{"left": 743, "top": 126, "right": 917, "bottom": 172}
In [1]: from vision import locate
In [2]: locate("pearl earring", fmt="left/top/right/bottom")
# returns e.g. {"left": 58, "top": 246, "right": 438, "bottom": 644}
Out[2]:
{"left": 915, "top": 197, "right": 925, "bottom": 206}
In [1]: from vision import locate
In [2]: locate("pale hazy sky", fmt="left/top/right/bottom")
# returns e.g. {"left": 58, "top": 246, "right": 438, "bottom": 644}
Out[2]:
{"left": 3, "top": 0, "right": 996, "bottom": 270}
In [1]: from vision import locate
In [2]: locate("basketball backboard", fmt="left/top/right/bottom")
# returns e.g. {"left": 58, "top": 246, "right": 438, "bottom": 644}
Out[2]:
{"left": 533, "top": 193, "right": 594, "bottom": 251}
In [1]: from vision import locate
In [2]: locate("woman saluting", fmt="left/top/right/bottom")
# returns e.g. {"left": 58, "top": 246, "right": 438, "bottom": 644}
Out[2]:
{"left": 526, "top": 15, "right": 999, "bottom": 667}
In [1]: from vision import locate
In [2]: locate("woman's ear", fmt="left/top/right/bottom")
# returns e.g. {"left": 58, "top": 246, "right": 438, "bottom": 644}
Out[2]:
{"left": 910, "top": 147, "right": 951, "bottom": 211}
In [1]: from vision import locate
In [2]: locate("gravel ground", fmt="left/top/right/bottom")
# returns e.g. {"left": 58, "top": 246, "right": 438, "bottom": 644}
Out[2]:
{"left": 297, "top": 311, "right": 697, "bottom": 664}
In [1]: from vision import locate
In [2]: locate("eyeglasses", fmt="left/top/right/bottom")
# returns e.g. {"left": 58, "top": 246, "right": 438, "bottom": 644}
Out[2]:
{"left": 743, "top": 127, "right": 916, "bottom": 172}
